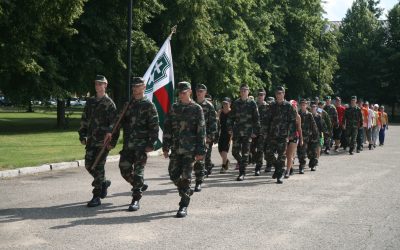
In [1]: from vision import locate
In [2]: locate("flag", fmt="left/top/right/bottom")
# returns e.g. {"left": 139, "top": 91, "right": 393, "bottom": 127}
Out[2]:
{"left": 143, "top": 36, "right": 175, "bottom": 149}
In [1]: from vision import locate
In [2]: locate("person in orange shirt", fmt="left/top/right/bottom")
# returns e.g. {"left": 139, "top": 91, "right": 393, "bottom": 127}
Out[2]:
{"left": 379, "top": 106, "right": 389, "bottom": 146}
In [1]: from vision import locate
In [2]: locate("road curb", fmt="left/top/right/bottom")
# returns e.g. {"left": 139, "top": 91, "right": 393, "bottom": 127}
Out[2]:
{"left": 0, "top": 149, "right": 164, "bottom": 179}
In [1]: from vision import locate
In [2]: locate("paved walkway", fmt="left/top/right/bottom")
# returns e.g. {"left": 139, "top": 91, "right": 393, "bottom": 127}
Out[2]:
{"left": 1, "top": 126, "right": 399, "bottom": 249}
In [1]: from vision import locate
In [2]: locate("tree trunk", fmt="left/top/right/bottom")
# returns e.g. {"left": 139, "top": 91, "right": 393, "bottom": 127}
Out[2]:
{"left": 57, "top": 99, "right": 66, "bottom": 129}
{"left": 26, "top": 100, "right": 34, "bottom": 113}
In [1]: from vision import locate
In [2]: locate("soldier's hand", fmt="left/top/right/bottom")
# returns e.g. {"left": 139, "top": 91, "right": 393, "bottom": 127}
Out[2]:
{"left": 299, "top": 139, "right": 304, "bottom": 146}
{"left": 251, "top": 133, "right": 257, "bottom": 138}
{"left": 104, "top": 133, "right": 112, "bottom": 146}
{"left": 145, "top": 146, "right": 154, "bottom": 153}
{"left": 80, "top": 139, "right": 86, "bottom": 145}
{"left": 163, "top": 150, "right": 169, "bottom": 158}
{"left": 195, "top": 155, "right": 204, "bottom": 161}
{"left": 106, "top": 144, "right": 114, "bottom": 151}
{"left": 228, "top": 130, "right": 232, "bottom": 135}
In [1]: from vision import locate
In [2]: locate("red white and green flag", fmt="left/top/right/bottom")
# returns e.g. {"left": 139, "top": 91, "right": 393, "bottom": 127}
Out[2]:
{"left": 143, "top": 36, "right": 175, "bottom": 149}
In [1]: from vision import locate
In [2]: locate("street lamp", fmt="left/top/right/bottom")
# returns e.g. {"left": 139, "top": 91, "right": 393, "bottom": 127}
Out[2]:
{"left": 317, "top": 23, "right": 331, "bottom": 96}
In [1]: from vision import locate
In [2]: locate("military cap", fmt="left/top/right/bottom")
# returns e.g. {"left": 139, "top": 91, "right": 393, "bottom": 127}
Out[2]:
{"left": 351, "top": 96, "right": 357, "bottom": 100}
{"left": 177, "top": 81, "right": 191, "bottom": 92}
{"left": 318, "top": 101, "right": 325, "bottom": 106}
{"left": 131, "top": 76, "right": 145, "bottom": 86}
{"left": 196, "top": 84, "right": 207, "bottom": 91}
{"left": 310, "top": 101, "right": 317, "bottom": 106}
{"left": 257, "top": 88, "right": 266, "bottom": 95}
{"left": 95, "top": 75, "right": 108, "bottom": 83}
{"left": 222, "top": 97, "right": 231, "bottom": 103}
{"left": 266, "top": 96, "right": 275, "bottom": 103}
{"left": 300, "top": 99, "right": 308, "bottom": 104}
{"left": 314, "top": 96, "right": 320, "bottom": 102}
{"left": 240, "top": 84, "right": 249, "bottom": 90}
{"left": 275, "top": 86, "right": 285, "bottom": 92}
{"left": 324, "top": 95, "right": 331, "bottom": 100}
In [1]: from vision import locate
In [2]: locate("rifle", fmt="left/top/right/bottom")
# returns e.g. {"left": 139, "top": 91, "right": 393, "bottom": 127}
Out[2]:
{"left": 90, "top": 101, "right": 131, "bottom": 171}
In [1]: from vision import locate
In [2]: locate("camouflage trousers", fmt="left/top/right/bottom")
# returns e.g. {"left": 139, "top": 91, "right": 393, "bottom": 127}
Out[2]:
{"left": 264, "top": 138, "right": 287, "bottom": 177}
{"left": 250, "top": 135, "right": 264, "bottom": 170}
{"left": 324, "top": 130, "right": 333, "bottom": 149}
{"left": 84, "top": 146, "right": 109, "bottom": 197}
{"left": 118, "top": 149, "right": 147, "bottom": 200}
{"left": 297, "top": 140, "right": 319, "bottom": 168}
{"left": 168, "top": 152, "right": 195, "bottom": 207}
{"left": 194, "top": 142, "right": 213, "bottom": 183}
{"left": 346, "top": 127, "right": 358, "bottom": 150}
{"left": 232, "top": 136, "right": 252, "bottom": 175}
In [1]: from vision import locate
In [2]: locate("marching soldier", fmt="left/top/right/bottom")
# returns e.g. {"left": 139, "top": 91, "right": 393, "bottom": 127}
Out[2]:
{"left": 227, "top": 84, "right": 260, "bottom": 181}
{"left": 163, "top": 81, "right": 206, "bottom": 218}
{"left": 78, "top": 75, "right": 117, "bottom": 207}
{"left": 262, "top": 86, "right": 296, "bottom": 183}
{"left": 193, "top": 84, "right": 217, "bottom": 192}
{"left": 318, "top": 101, "right": 332, "bottom": 156}
{"left": 114, "top": 77, "right": 159, "bottom": 211}
{"left": 251, "top": 88, "right": 268, "bottom": 176}
{"left": 297, "top": 100, "right": 319, "bottom": 173}
{"left": 323, "top": 96, "right": 338, "bottom": 154}
{"left": 343, "top": 96, "right": 363, "bottom": 155}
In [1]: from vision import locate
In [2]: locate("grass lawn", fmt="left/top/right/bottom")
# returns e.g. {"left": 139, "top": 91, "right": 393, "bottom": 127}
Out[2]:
{"left": 0, "top": 108, "right": 122, "bottom": 170}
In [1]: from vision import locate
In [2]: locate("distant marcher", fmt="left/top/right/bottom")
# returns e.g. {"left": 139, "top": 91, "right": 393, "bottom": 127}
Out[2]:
{"left": 78, "top": 75, "right": 117, "bottom": 207}
{"left": 227, "top": 84, "right": 260, "bottom": 181}
{"left": 371, "top": 104, "right": 380, "bottom": 148}
{"left": 333, "top": 97, "right": 346, "bottom": 152}
{"left": 379, "top": 106, "right": 388, "bottom": 146}
{"left": 218, "top": 97, "right": 232, "bottom": 173}
{"left": 285, "top": 100, "right": 302, "bottom": 178}
{"left": 343, "top": 96, "right": 363, "bottom": 155}
{"left": 323, "top": 96, "right": 338, "bottom": 154}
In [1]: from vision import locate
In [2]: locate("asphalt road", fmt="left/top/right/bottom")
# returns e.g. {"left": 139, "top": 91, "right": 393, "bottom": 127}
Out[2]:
{"left": 1, "top": 126, "right": 399, "bottom": 250}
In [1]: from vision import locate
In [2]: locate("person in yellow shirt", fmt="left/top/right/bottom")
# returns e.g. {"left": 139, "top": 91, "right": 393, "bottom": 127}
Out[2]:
{"left": 379, "top": 106, "right": 389, "bottom": 146}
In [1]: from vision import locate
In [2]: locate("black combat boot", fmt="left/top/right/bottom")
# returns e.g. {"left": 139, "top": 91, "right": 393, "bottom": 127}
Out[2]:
{"left": 87, "top": 195, "right": 101, "bottom": 207}
{"left": 324, "top": 147, "right": 330, "bottom": 155}
{"left": 299, "top": 165, "right": 305, "bottom": 174}
{"left": 265, "top": 164, "right": 272, "bottom": 173}
{"left": 236, "top": 174, "right": 245, "bottom": 181}
{"left": 128, "top": 199, "right": 140, "bottom": 211}
{"left": 254, "top": 165, "right": 261, "bottom": 176}
{"left": 349, "top": 148, "right": 354, "bottom": 155}
{"left": 100, "top": 180, "right": 111, "bottom": 199}
{"left": 176, "top": 206, "right": 188, "bottom": 218}
{"left": 194, "top": 181, "right": 202, "bottom": 192}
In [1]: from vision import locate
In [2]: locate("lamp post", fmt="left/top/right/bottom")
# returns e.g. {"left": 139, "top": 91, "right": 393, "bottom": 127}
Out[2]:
{"left": 127, "top": 0, "right": 133, "bottom": 101}
{"left": 317, "top": 23, "right": 331, "bottom": 96}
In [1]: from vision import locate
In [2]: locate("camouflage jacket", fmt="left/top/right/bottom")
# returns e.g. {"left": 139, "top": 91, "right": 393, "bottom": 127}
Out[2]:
{"left": 319, "top": 109, "right": 332, "bottom": 134}
{"left": 227, "top": 98, "right": 260, "bottom": 137}
{"left": 163, "top": 100, "right": 206, "bottom": 155}
{"left": 324, "top": 104, "right": 338, "bottom": 128}
{"left": 78, "top": 95, "right": 117, "bottom": 147}
{"left": 197, "top": 99, "right": 218, "bottom": 142}
{"left": 115, "top": 96, "right": 159, "bottom": 150}
{"left": 299, "top": 110, "right": 319, "bottom": 142}
{"left": 312, "top": 112, "right": 327, "bottom": 137}
{"left": 343, "top": 106, "right": 363, "bottom": 129}
{"left": 262, "top": 101, "right": 297, "bottom": 140}
{"left": 257, "top": 100, "right": 269, "bottom": 123}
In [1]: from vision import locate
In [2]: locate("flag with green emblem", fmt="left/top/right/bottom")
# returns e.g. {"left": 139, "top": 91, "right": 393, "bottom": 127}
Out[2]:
{"left": 143, "top": 36, "right": 175, "bottom": 149}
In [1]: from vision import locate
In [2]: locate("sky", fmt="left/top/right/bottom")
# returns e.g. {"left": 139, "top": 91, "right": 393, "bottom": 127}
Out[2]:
{"left": 323, "top": 0, "right": 399, "bottom": 21}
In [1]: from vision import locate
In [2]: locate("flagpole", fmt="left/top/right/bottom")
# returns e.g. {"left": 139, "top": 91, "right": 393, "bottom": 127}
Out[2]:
{"left": 127, "top": 0, "right": 133, "bottom": 102}
{"left": 169, "top": 25, "right": 177, "bottom": 39}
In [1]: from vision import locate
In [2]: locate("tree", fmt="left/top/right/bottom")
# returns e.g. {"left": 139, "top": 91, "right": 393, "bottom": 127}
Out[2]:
{"left": 335, "top": 0, "right": 386, "bottom": 102}
{"left": 0, "top": 0, "right": 86, "bottom": 110}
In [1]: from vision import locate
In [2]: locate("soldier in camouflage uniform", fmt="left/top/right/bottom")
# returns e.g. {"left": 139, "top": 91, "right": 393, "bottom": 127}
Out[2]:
{"left": 227, "top": 84, "right": 260, "bottom": 181}
{"left": 114, "top": 77, "right": 159, "bottom": 211}
{"left": 193, "top": 84, "right": 217, "bottom": 192}
{"left": 323, "top": 96, "right": 338, "bottom": 154}
{"left": 250, "top": 88, "right": 268, "bottom": 176}
{"left": 262, "top": 86, "right": 296, "bottom": 184}
{"left": 163, "top": 81, "right": 206, "bottom": 218}
{"left": 78, "top": 75, "right": 117, "bottom": 207}
{"left": 343, "top": 96, "right": 363, "bottom": 155}
{"left": 318, "top": 101, "right": 332, "bottom": 156}
{"left": 311, "top": 101, "right": 327, "bottom": 170}
{"left": 297, "top": 100, "right": 319, "bottom": 173}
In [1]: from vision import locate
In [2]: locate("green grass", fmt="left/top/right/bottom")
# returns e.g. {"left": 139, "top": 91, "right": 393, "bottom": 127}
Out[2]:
{"left": 0, "top": 109, "right": 122, "bottom": 170}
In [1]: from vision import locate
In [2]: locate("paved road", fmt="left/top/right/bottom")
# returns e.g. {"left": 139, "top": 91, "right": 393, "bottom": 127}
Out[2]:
{"left": 1, "top": 126, "right": 400, "bottom": 250}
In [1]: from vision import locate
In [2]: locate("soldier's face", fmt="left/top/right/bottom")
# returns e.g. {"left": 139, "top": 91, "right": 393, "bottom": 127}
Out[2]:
{"left": 222, "top": 102, "right": 230, "bottom": 109}
{"left": 258, "top": 93, "right": 265, "bottom": 102}
{"left": 196, "top": 89, "right": 206, "bottom": 100}
{"left": 351, "top": 99, "right": 356, "bottom": 106}
{"left": 326, "top": 100, "right": 331, "bottom": 105}
{"left": 95, "top": 81, "right": 107, "bottom": 94}
{"left": 301, "top": 103, "right": 307, "bottom": 111}
{"left": 179, "top": 89, "right": 191, "bottom": 101}
{"left": 132, "top": 84, "right": 146, "bottom": 97}
{"left": 240, "top": 88, "right": 249, "bottom": 99}
{"left": 275, "top": 91, "right": 284, "bottom": 101}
